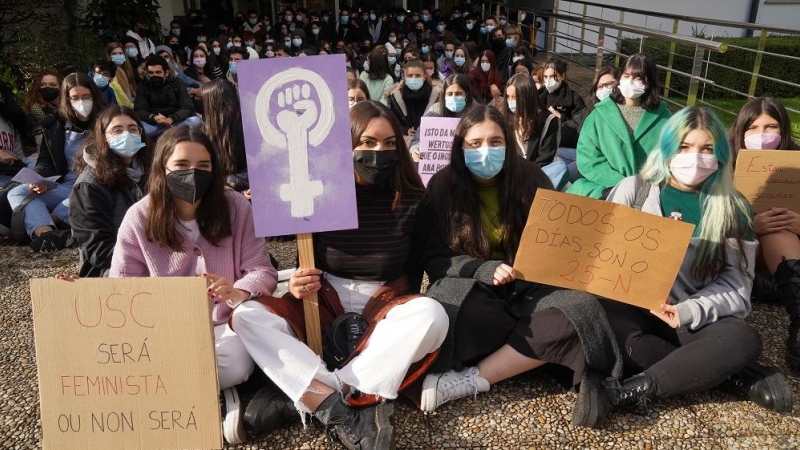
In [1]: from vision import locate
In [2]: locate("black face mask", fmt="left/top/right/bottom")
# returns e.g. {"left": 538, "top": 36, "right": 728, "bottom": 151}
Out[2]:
{"left": 166, "top": 168, "right": 214, "bottom": 204}
{"left": 149, "top": 76, "right": 165, "bottom": 88}
{"left": 137, "top": 27, "right": 149, "bottom": 36}
{"left": 353, "top": 150, "right": 399, "bottom": 186}
{"left": 40, "top": 87, "right": 59, "bottom": 102}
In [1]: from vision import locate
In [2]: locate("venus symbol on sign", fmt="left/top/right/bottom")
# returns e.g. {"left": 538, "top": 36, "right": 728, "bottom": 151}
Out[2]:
{"left": 255, "top": 68, "right": 334, "bottom": 218}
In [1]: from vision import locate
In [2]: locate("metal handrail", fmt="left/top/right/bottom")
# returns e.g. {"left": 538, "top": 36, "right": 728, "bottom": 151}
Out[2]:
{"left": 557, "top": 0, "right": 800, "bottom": 35}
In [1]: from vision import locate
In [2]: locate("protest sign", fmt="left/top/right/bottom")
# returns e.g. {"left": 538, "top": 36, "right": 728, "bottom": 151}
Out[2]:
{"left": 734, "top": 149, "right": 800, "bottom": 213}
{"left": 31, "top": 277, "right": 221, "bottom": 450}
{"left": 237, "top": 55, "right": 358, "bottom": 237}
{"left": 514, "top": 190, "right": 695, "bottom": 310}
{"left": 417, "top": 117, "right": 459, "bottom": 186}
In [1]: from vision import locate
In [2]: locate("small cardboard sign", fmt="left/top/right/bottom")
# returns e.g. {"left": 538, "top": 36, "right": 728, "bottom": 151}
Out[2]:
{"left": 514, "top": 190, "right": 695, "bottom": 310}
{"left": 734, "top": 149, "right": 800, "bottom": 213}
{"left": 237, "top": 55, "right": 358, "bottom": 237}
{"left": 417, "top": 117, "right": 460, "bottom": 186}
{"left": 31, "top": 277, "right": 221, "bottom": 450}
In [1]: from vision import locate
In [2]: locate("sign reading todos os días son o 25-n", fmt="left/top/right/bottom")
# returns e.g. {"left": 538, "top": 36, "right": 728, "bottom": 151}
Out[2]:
{"left": 514, "top": 190, "right": 695, "bottom": 310}
{"left": 31, "top": 277, "right": 221, "bottom": 450}
{"left": 237, "top": 55, "right": 358, "bottom": 237}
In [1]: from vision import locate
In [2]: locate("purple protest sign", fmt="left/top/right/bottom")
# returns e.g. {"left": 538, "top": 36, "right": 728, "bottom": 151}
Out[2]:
{"left": 237, "top": 55, "right": 358, "bottom": 237}
{"left": 417, "top": 116, "right": 460, "bottom": 186}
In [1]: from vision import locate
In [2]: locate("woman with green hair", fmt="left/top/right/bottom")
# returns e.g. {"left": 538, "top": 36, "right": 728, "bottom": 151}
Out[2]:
{"left": 600, "top": 106, "right": 792, "bottom": 416}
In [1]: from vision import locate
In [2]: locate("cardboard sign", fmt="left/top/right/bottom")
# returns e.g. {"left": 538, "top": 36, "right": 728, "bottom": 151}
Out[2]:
{"left": 514, "top": 190, "right": 695, "bottom": 310}
{"left": 417, "top": 117, "right": 460, "bottom": 186}
{"left": 734, "top": 149, "right": 800, "bottom": 213}
{"left": 31, "top": 278, "right": 221, "bottom": 450}
{"left": 237, "top": 55, "right": 358, "bottom": 237}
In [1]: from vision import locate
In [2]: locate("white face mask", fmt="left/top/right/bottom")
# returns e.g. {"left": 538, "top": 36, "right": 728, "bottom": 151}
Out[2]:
{"left": 71, "top": 99, "right": 93, "bottom": 118}
{"left": 596, "top": 86, "right": 613, "bottom": 102}
{"left": 507, "top": 99, "right": 517, "bottom": 113}
{"left": 480, "top": 62, "right": 491, "bottom": 73}
{"left": 535, "top": 82, "right": 543, "bottom": 91}
{"left": 669, "top": 153, "right": 719, "bottom": 187}
{"left": 512, "top": 56, "right": 522, "bottom": 63}
{"left": 544, "top": 78, "right": 560, "bottom": 93}
{"left": 349, "top": 100, "right": 357, "bottom": 109}
{"left": 618, "top": 78, "right": 646, "bottom": 99}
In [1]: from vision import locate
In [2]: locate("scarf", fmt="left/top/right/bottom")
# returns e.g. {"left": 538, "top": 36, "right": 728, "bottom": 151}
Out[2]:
{"left": 402, "top": 82, "right": 432, "bottom": 129}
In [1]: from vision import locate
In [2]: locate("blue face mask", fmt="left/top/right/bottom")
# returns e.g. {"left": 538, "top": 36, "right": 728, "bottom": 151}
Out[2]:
{"left": 341, "top": 15, "right": 350, "bottom": 24}
{"left": 93, "top": 74, "right": 109, "bottom": 89}
{"left": 421, "top": 46, "right": 429, "bottom": 54}
{"left": 464, "top": 146, "right": 506, "bottom": 179}
{"left": 445, "top": 96, "right": 466, "bottom": 113}
{"left": 229, "top": 61, "right": 238, "bottom": 75}
{"left": 444, "top": 51, "right": 453, "bottom": 59}
{"left": 388, "top": 56, "right": 397, "bottom": 65}
{"left": 405, "top": 77, "right": 424, "bottom": 91}
{"left": 453, "top": 57, "right": 466, "bottom": 67}
{"left": 108, "top": 132, "right": 145, "bottom": 158}
{"left": 125, "top": 47, "right": 139, "bottom": 58}
{"left": 111, "top": 54, "right": 127, "bottom": 65}
{"left": 505, "top": 38, "right": 514, "bottom": 48}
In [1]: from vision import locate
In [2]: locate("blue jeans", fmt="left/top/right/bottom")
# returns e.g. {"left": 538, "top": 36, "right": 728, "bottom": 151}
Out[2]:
{"left": 556, "top": 147, "right": 581, "bottom": 182}
{"left": 7, "top": 177, "right": 75, "bottom": 237}
{"left": 143, "top": 115, "right": 203, "bottom": 138}
{"left": 541, "top": 159, "right": 570, "bottom": 191}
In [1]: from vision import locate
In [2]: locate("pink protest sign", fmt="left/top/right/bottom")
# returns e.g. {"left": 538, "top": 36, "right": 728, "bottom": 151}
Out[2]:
{"left": 237, "top": 55, "right": 358, "bottom": 237}
{"left": 417, "top": 116, "right": 460, "bottom": 186}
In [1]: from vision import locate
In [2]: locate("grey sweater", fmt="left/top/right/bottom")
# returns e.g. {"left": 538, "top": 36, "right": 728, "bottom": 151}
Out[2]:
{"left": 606, "top": 175, "right": 758, "bottom": 330}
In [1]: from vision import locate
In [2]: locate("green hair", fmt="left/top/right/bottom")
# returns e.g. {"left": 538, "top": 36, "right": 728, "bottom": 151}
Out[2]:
{"left": 640, "top": 106, "right": 753, "bottom": 281}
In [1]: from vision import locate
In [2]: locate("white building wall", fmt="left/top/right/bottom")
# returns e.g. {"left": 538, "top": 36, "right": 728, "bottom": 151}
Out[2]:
{"left": 550, "top": 0, "right": 799, "bottom": 56}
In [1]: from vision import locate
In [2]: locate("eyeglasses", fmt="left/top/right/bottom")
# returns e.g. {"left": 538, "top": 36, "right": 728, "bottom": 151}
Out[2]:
{"left": 69, "top": 95, "right": 93, "bottom": 102}
{"left": 105, "top": 125, "right": 142, "bottom": 137}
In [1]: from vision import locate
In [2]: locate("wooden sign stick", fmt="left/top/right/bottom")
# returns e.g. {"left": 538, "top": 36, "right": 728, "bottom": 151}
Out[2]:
{"left": 297, "top": 233, "right": 323, "bottom": 355}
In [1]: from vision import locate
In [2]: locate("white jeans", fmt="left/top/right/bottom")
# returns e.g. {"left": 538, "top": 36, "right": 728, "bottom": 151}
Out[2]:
{"left": 232, "top": 275, "right": 449, "bottom": 410}
{"left": 215, "top": 323, "right": 255, "bottom": 390}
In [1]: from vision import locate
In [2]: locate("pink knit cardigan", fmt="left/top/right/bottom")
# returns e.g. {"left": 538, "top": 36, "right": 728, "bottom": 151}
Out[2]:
{"left": 110, "top": 190, "right": 277, "bottom": 325}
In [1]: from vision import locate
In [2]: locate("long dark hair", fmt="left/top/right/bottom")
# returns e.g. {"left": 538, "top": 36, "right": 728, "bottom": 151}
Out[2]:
{"left": 439, "top": 74, "right": 473, "bottom": 118}
{"left": 610, "top": 53, "right": 661, "bottom": 110}
{"left": 469, "top": 50, "right": 502, "bottom": 100}
{"left": 446, "top": 104, "right": 532, "bottom": 263}
{"left": 350, "top": 101, "right": 423, "bottom": 210}
{"left": 729, "top": 97, "right": 797, "bottom": 157}
{"left": 76, "top": 106, "right": 152, "bottom": 190}
{"left": 0, "top": 82, "right": 28, "bottom": 139}
{"left": 202, "top": 79, "right": 242, "bottom": 175}
{"left": 146, "top": 126, "right": 232, "bottom": 251}
{"left": 505, "top": 73, "right": 543, "bottom": 141}
{"left": 367, "top": 49, "right": 391, "bottom": 80}
{"left": 59, "top": 72, "right": 107, "bottom": 126}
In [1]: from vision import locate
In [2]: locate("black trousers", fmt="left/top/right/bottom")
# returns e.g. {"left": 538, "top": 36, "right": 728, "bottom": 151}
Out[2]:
{"left": 455, "top": 282, "right": 587, "bottom": 385}
{"left": 601, "top": 299, "right": 761, "bottom": 398}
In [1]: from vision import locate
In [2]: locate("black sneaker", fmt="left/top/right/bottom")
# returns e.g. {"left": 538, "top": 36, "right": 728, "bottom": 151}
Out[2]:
{"left": 726, "top": 363, "right": 793, "bottom": 412}
{"left": 572, "top": 370, "right": 613, "bottom": 428}
{"left": 315, "top": 393, "right": 394, "bottom": 450}
{"left": 243, "top": 384, "right": 299, "bottom": 435}
{"left": 602, "top": 372, "right": 655, "bottom": 412}
{"left": 29, "top": 230, "right": 73, "bottom": 254}
{"left": 221, "top": 387, "right": 247, "bottom": 445}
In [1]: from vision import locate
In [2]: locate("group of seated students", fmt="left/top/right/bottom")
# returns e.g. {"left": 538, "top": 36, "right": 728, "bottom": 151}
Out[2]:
{"left": 2, "top": 4, "right": 799, "bottom": 450}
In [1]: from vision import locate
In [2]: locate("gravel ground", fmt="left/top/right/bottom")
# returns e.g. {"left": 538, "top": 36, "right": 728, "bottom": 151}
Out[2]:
{"left": 2, "top": 241, "right": 800, "bottom": 449}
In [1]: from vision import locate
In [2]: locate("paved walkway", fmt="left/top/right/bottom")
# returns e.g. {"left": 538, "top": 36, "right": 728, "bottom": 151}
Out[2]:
{"left": 2, "top": 243, "right": 799, "bottom": 449}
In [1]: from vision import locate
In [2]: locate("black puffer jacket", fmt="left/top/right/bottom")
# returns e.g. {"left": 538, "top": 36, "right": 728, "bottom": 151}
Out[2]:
{"left": 134, "top": 78, "right": 195, "bottom": 125}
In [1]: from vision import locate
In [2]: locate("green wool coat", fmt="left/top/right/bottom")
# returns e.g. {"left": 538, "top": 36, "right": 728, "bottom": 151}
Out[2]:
{"left": 567, "top": 99, "right": 672, "bottom": 198}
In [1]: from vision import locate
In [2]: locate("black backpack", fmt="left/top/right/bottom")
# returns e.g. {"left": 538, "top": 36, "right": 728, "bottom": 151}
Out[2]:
{"left": 0, "top": 181, "right": 36, "bottom": 244}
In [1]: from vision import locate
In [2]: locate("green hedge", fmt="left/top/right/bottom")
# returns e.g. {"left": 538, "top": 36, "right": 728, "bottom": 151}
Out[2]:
{"left": 618, "top": 36, "right": 800, "bottom": 99}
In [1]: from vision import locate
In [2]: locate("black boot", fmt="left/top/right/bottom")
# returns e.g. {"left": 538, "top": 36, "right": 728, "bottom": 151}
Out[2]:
{"left": 243, "top": 385, "right": 300, "bottom": 435}
{"left": 726, "top": 363, "right": 793, "bottom": 413}
{"left": 314, "top": 393, "right": 394, "bottom": 450}
{"left": 572, "top": 370, "right": 614, "bottom": 428}
{"left": 774, "top": 258, "right": 800, "bottom": 371}
{"left": 602, "top": 372, "right": 655, "bottom": 411}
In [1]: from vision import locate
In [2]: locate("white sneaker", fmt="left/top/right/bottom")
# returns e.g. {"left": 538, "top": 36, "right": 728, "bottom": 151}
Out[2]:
{"left": 420, "top": 367, "right": 490, "bottom": 412}
{"left": 222, "top": 387, "right": 248, "bottom": 444}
